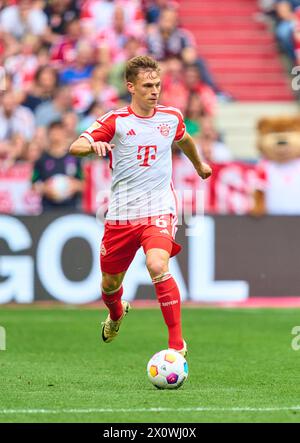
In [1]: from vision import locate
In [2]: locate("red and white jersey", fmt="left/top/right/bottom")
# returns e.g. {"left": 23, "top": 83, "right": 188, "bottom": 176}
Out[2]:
{"left": 80, "top": 105, "right": 186, "bottom": 220}
{"left": 256, "top": 158, "right": 300, "bottom": 214}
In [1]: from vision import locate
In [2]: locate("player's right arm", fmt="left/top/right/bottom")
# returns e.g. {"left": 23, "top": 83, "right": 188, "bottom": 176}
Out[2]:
{"left": 69, "top": 136, "right": 115, "bottom": 158}
{"left": 69, "top": 114, "right": 116, "bottom": 157}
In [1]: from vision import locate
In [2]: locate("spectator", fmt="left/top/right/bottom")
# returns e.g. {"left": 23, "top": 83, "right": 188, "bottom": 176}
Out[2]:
{"left": 0, "top": 139, "right": 11, "bottom": 170}
{"left": 274, "top": 0, "right": 300, "bottom": 60}
{"left": 147, "top": 6, "right": 195, "bottom": 60}
{"left": 80, "top": 0, "right": 116, "bottom": 35}
{"left": 0, "top": 27, "right": 20, "bottom": 63}
{"left": 50, "top": 17, "right": 81, "bottom": 67}
{"left": 144, "top": 0, "right": 178, "bottom": 24}
{"left": 80, "top": 0, "right": 143, "bottom": 37}
{"left": 0, "top": 0, "right": 48, "bottom": 40}
{"left": 258, "top": 0, "right": 277, "bottom": 18}
{"left": 118, "top": 0, "right": 145, "bottom": 29}
{"left": 195, "top": 117, "right": 233, "bottom": 163}
{"left": 44, "top": 0, "right": 80, "bottom": 38}
{"left": 32, "top": 120, "right": 83, "bottom": 210}
{"left": 0, "top": 71, "right": 13, "bottom": 95}
{"left": 184, "top": 92, "right": 206, "bottom": 137}
{"left": 60, "top": 39, "right": 95, "bottom": 85}
{"left": 35, "top": 86, "right": 72, "bottom": 127}
{"left": 22, "top": 66, "right": 59, "bottom": 112}
{"left": 95, "top": 5, "right": 141, "bottom": 64}
{"left": 293, "top": 6, "right": 300, "bottom": 62}
{"left": 184, "top": 64, "right": 217, "bottom": 116}
{"left": 0, "top": 134, "right": 27, "bottom": 170}
{"left": 181, "top": 46, "right": 229, "bottom": 98}
{"left": 32, "top": 126, "right": 47, "bottom": 153}
{"left": 62, "top": 111, "right": 79, "bottom": 145}
{"left": 146, "top": 6, "right": 227, "bottom": 97}
{"left": 4, "top": 34, "right": 41, "bottom": 93}
{"left": 10, "top": 133, "right": 28, "bottom": 162}
{"left": 77, "top": 101, "right": 106, "bottom": 134}
{"left": 108, "top": 35, "right": 146, "bottom": 98}
{"left": 36, "top": 43, "right": 52, "bottom": 66}
{"left": 0, "top": 91, "right": 35, "bottom": 141}
{"left": 71, "top": 64, "right": 119, "bottom": 113}
{"left": 160, "top": 56, "right": 189, "bottom": 111}
{"left": 25, "top": 139, "right": 43, "bottom": 164}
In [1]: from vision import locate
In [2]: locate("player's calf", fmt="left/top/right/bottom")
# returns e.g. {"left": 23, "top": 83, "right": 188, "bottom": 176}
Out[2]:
{"left": 146, "top": 249, "right": 186, "bottom": 352}
{"left": 102, "top": 285, "right": 124, "bottom": 321}
{"left": 101, "top": 271, "right": 126, "bottom": 320}
{"left": 153, "top": 274, "right": 185, "bottom": 353}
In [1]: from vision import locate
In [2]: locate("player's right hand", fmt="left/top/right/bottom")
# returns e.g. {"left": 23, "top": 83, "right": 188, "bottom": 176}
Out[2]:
{"left": 197, "top": 162, "right": 212, "bottom": 180}
{"left": 91, "top": 142, "right": 115, "bottom": 157}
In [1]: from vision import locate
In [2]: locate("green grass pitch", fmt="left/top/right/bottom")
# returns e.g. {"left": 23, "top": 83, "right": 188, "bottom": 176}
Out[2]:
{"left": 1, "top": 306, "right": 300, "bottom": 423}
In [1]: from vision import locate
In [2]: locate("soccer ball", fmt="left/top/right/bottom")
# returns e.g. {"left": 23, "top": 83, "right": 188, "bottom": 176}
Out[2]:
{"left": 50, "top": 174, "right": 71, "bottom": 201}
{"left": 147, "top": 349, "right": 188, "bottom": 389}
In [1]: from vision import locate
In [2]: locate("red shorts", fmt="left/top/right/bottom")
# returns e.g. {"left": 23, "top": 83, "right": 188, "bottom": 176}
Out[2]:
{"left": 100, "top": 214, "right": 182, "bottom": 274}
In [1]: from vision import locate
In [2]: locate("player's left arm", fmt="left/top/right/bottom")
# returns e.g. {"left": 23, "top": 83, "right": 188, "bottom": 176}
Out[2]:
{"left": 176, "top": 132, "right": 212, "bottom": 179}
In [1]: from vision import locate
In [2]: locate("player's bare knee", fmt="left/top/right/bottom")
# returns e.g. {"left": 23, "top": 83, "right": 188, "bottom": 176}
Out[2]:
{"left": 146, "top": 258, "right": 168, "bottom": 279}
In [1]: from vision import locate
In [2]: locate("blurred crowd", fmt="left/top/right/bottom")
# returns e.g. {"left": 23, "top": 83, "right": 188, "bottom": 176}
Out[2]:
{"left": 260, "top": 0, "right": 300, "bottom": 64}
{"left": 0, "top": 0, "right": 234, "bottom": 212}
{"left": 1, "top": 0, "right": 299, "bottom": 216}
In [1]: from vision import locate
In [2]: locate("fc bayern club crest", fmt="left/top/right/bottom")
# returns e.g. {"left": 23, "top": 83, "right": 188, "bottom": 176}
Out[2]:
{"left": 158, "top": 124, "right": 171, "bottom": 137}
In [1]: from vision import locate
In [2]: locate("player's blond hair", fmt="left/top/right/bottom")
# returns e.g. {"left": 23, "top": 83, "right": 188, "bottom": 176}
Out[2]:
{"left": 125, "top": 56, "right": 160, "bottom": 83}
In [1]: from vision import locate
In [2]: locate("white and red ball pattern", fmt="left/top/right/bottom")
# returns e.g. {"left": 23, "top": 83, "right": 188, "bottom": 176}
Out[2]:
{"left": 147, "top": 349, "right": 188, "bottom": 390}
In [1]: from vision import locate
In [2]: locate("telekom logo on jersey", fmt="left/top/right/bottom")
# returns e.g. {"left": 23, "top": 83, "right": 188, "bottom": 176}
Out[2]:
{"left": 137, "top": 145, "right": 157, "bottom": 167}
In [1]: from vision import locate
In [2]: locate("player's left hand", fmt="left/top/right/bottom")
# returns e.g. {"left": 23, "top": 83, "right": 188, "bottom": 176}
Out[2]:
{"left": 197, "top": 162, "right": 212, "bottom": 180}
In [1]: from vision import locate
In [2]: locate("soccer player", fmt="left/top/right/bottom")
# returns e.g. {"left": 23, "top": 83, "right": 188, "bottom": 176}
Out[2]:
{"left": 69, "top": 56, "right": 211, "bottom": 357}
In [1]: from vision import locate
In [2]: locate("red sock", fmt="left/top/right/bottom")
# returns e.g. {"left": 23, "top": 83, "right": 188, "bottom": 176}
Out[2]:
{"left": 154, "top": 276, "right": 184, "bottom": 350}
{"left": 101, "top": 286, "right": 123, "bottom": 321}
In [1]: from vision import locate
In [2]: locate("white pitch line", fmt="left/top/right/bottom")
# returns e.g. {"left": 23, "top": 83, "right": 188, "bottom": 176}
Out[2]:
{"left": 0, "top": 406, "right": 300, "bottom": 414}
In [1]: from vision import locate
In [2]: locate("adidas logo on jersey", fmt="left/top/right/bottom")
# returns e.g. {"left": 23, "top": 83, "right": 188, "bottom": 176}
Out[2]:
{"left": 160, "top": 229, "right": 169, "bottom": 235}
{"left": 126, "top": 129, "right": 136, "bottom": 136}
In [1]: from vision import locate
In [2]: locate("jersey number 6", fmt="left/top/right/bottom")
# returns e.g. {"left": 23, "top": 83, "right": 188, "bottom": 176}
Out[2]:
{"left": 155, "top": 216, "right": 168, "bottom": 228}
